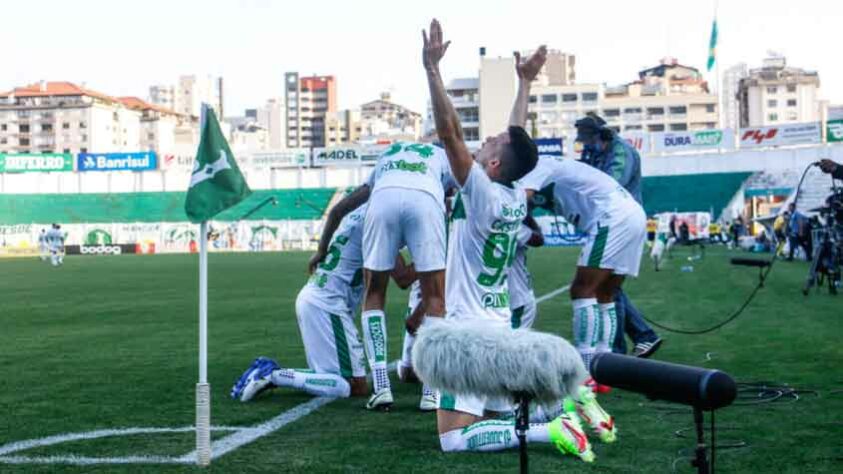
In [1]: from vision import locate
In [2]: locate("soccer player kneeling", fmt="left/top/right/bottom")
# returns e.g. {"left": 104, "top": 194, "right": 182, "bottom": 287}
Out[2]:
{"left": 231, "top": 205, "right": 369, "bottom": 401}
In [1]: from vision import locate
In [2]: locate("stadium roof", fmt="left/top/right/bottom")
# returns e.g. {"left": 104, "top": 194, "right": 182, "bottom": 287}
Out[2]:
{"left": 117, "top": 96, "right": 181, "bottom": 116}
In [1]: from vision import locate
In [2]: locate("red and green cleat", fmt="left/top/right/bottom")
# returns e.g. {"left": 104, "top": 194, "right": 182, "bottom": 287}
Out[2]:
{"left": 575, "top": 385, "right": 617, "bottom": 443}
{"left": 548, "top": 403, "right": 595, "bottom": 463}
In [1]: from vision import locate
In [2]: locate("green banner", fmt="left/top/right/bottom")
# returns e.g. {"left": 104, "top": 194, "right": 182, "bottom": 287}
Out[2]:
{"left": 0, "top": 153, "right": 74, "bottom": 173}
{"left": 827, "top": 119, "right": 843, "bottom": 143}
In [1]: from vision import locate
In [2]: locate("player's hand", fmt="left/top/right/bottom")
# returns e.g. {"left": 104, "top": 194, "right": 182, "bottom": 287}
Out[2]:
{"left": 819, "top": 159, "right": 839, "bottom": 174}
{"left": 515, "top": 45, "right": 547, "bottom": 82}
{"left": 422, "top": 19, "right": 451, "bottom": 71}
{"left": 308, "top": 251, "right": 325, "bottom": 275}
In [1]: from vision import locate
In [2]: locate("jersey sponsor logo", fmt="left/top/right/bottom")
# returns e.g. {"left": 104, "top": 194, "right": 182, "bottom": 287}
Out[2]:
{"left": 80, "top": 245, "right": 122, "bottom": 255}
{"left": 379, "top": 159, "right": 428, "bottom": 174}
{"left": 481, "top": 291, "right": 510, "bottom": 309}
{"left": 501, "top": 203, "right": 527, "bottom": 220}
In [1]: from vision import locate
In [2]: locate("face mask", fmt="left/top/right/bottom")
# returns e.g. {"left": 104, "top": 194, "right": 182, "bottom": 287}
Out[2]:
{"left": 583, "top": 142, "right": 602, "bottom": 155}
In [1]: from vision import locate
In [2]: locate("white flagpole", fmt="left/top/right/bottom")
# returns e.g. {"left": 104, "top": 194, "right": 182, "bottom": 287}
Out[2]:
{"left": 196, "top": 103, "right": 211, "bottom": 466}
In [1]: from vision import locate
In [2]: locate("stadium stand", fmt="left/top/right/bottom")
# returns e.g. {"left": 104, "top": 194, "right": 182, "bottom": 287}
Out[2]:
{"left": 641, "top": 172, "right": 752, "bottom": 217}
{"left": 0, "top": 188, "right": 337, "bottom": 225}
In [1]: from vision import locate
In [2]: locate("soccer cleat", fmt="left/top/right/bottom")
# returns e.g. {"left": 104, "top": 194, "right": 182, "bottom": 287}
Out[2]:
{"left": 632, "top": 338, "right": 663, "bottom": 358}
{"left": 548, "top": 406, "right": 595, "bottom": 463}
{"left": 419, "top": 392, "right": 438, "bottom": 412}
{"left": 575, "top": 386, "right": 617, "bottom": 443}
{"left": 230, "top": 357, "right": 278, "bottom": 402}
{"left": 365, "top": 388, "right": 394, "bottom": 411}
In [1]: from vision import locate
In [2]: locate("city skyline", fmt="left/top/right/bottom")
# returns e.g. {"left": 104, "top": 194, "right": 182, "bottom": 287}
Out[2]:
{"left": 2, "top": 0, "right": 840, "bottom": 116}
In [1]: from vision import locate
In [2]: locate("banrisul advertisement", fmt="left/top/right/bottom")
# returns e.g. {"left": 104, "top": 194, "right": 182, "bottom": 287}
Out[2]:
{"left": 0, "top": 153, "right": 73, "bottom": 172}
{"left": 77, "top": 152, "right": 157, "bottom": 172}
{"left": 652, "top": 129, "right": 734, "bottom": 153}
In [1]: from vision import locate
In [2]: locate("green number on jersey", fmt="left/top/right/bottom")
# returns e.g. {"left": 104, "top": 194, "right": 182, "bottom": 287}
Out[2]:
{"left": 383, "top": 143, "right": 434, "bottom": 159}
{"left": 319, "top": 235, "right": 349, "bottom": 271}
{"left": 477, "top": 232, "right": 517, "bottom": 287}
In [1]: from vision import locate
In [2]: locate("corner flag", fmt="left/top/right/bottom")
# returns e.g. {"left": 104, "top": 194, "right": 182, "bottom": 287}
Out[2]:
{"left": 185, "top": 105, "right": 250, "bottom": 466}
{"left": 706, "top": 18, "right": 718, "bottom": 72}
{"left": 185, "top": 108, "right": 251, "bottom": 222}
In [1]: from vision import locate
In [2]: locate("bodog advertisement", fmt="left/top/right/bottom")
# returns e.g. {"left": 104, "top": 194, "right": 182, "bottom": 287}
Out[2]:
{"left": 65, "top": 244, "right": 137, "bottom": 256}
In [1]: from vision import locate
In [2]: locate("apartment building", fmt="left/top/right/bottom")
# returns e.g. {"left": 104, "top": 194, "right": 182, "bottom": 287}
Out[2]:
{"left": 737, "top": 54, "right": 820, "bottom": 127}
{"left": 284, "top": 73, "right": 337, "bottom": 148}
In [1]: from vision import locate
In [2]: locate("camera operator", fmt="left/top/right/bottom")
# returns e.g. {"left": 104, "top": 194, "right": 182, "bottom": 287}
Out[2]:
{"left": 786, "top": 202, "right": 812, "bottom": 261}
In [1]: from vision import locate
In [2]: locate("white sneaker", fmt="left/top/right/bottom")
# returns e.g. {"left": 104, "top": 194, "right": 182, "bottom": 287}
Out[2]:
{"left": 419, "top": 391, "right": 438, "bottom": 412}
{"left": 365, "top": 388, "right": 394, "bottom": 411}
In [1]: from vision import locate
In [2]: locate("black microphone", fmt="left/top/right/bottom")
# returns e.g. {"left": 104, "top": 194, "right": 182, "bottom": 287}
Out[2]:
{"left": 730, "top": 257, "right": 771, "bottom": 268}
{"left": 590, "top": 353, "right": 737, "bottom": 410}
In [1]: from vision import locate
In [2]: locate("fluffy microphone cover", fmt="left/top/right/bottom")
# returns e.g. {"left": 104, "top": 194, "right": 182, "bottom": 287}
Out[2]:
{"left": 412, "top": 317, "right": 587, "bottom": 404}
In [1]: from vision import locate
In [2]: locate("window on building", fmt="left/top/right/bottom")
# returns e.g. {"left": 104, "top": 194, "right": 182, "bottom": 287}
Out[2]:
{"left": 19, "top": 137, "right": 30, "bottom": 146}
{"left": 63, "top": 148, "right": 70, "bottom": 154}
{"left": 767, "top": 86, "right": 778, "bottom": 94}
{"left": 604, "top": 109, "right": 620, "bottom": 117}
{"left": 669, "top": 123, "right": 688, "bottom": 131}
{"left": 786, "top": 84, "right": 796, "bottom": 93}
{"left": 669, "top": 106, "right": 687, "bottom": 115}
{"left": 648, "top": 124, "right": 665, "bottom": 132}
{"left": 768, "top": 99, "right": 777, "bottom": 108}
{"left": 581, "top": 92, "right": 598, "bottom": 102}
{"left": 80, "top": 147, "right": 87, "bottom": 153}
{"left": 0, "top": 124, "right": 5, "bottom": 131}
{"left": 787, "top": 99, "right": 797, "bottom": 107}
{"left": 41, "top": 124, "right": 52, "bottom": 132}
{"left": 624, "top": 107, "right": 642, "bottom": 114}
{"left": 562, "top": 93, "right": 578, "bottom": 103}
{"left": 148, "top": 133, "right": 155, "bottom": 140}
{"left": 0, "top": 138, "right": 6, "bottom": 145}
{"left": 624, "top": 125, "right": 643, "bottom": 131}
{"left": 528, "top": 95, "right": 537, "bottom": 104}
{"left": 79, "top": 121, "right": 87, "bottom": 129}
{"left": 646, "top": 107, "right": 665, "bottom": 116}
{"left": 41, "top": 150, "right": 54, "bottom": 154}
{"left": 465, "top": 129, "right": 480, "bottom": 141}
{"left": 62, "top": 122, "right": 70, "bottom": 129}
{"left": 705, "top": 104, "right": 716, "bottom": 113}
{"left": 81, "top": 134, "right": 88, "bottom": 142}
{"left": 20, "top": 124, "right": 30, "bottom": 133}
{"left": 787, "top": 112, "right": 798, "bottom": 121}
{"left": 541, "top": 94, "right": 558, "bottom": 104}
{"left": 768, "top": 113, "right": 778, "bottom": 122}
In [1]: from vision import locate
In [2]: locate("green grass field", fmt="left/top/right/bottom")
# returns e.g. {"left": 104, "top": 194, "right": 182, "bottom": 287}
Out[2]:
{"left": 1, "top": 246, "right": 840, "bottom": 473}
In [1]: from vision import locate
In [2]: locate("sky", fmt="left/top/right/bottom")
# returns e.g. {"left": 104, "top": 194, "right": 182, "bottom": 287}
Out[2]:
{"left": 3, "top": 0, "right": 841, "bottom": 116}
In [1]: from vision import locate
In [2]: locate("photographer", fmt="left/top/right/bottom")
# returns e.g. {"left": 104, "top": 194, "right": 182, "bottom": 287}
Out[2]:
{"left": 819, "top": 159, "right": 843, "bottom": 180}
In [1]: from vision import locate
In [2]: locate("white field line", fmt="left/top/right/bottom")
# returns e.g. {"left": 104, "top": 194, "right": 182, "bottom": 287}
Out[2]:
{"left": 535, "top": 284, "right": 570, "bottom": 304}
{"left": 0, "top": 362, "right": 398, "bottom": 465}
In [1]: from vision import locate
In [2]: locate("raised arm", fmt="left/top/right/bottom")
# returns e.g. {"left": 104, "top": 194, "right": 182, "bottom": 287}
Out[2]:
{"left": 423, "top": 19, "right": 473, "bottom": 185}
{"left": 509, "top": 46, "right": 547, "bottom": 128}
{"left": 308, "top": 185, "right": 370, "bottom": 274}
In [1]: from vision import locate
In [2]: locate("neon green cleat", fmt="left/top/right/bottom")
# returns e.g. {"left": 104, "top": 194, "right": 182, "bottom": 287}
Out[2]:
{"left": 576, "top": 385, "right": 617, "bottom": 443}
{"left": 548, "top": 406, "right": 595, "bottom": 463}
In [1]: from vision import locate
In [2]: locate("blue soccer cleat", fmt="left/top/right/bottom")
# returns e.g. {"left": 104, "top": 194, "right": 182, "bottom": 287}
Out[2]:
{"left": 230, "top": 357, "right": 279, "bottom": 402}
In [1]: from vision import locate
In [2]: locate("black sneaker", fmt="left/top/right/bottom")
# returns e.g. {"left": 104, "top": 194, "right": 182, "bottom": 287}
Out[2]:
{"left": 632, "top": 338, "right": 663, "bottom": 358}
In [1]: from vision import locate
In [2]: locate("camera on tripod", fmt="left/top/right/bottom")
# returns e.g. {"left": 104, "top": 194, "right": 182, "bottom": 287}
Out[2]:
{"left": 803, "top": 188, "right": 843, "bottom": 295}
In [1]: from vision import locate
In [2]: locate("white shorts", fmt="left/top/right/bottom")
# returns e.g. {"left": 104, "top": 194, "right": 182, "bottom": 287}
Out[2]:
{"left": 578, "top": 200, "right": 647, "bottom": 277}
{"left": 295, "top": 290, "right": 366, "bottom": 378}
{"left": 511, "top": 299, "right": 537, "bottom": 329}
{"left": 363, "top": 188, "right": 446, "bottom": 272}
{"left": 438, "top": 391, "right": 514, "bottom": 417}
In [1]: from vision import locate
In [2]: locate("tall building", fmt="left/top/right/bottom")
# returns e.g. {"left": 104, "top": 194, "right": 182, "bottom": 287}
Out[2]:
{"left": 323, "top": 109, "right": 361, "bottom": 146}
{"left": 737, "top": 54, "right": 821, "bottom": 127}
{"left": 722, "top": 63, "right": 748, "bottom": 130}
{"left": 284, "top": 73, "right": 337, "bottom": 148}
{"left": 148, "top": 75, "right": 223, "bottom": 119}
{"left": 323, "top": 93, "right": 422, "bottom": 146}
{"left": 0, "top": 81, "right": 142, "bottom": 155}
{"left": 428, "top": 78, "right": 480, "bottom": 141}
{"left": 255, "top": 98, "right": 286, "bottom": 149}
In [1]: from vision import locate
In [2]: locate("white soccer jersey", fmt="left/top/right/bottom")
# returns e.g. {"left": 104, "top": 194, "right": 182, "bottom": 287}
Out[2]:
{"left": 508, "top": 225, "right": 535, "bottom": 310}
{"left": 304, "top": 204, "right": 367, "bottom": 317}
{"left": 446, "top": 163, "right": 528, "bottom": 325}
{"left": 366, "top": 142, "right": 454, "bottom": 210}
{"left": 518, "top": 157, "right": 632, "bottom": 232}
{"left": 45, "top": 229, "right": 64, "bottom": 250}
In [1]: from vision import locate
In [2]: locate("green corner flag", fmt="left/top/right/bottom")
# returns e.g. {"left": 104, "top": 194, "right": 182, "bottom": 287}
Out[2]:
{"left": 185, "top": 109, "right": 251, "bottom": 223}
{"left": 706, "top": 18, "right": 718, "bottom": 72}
